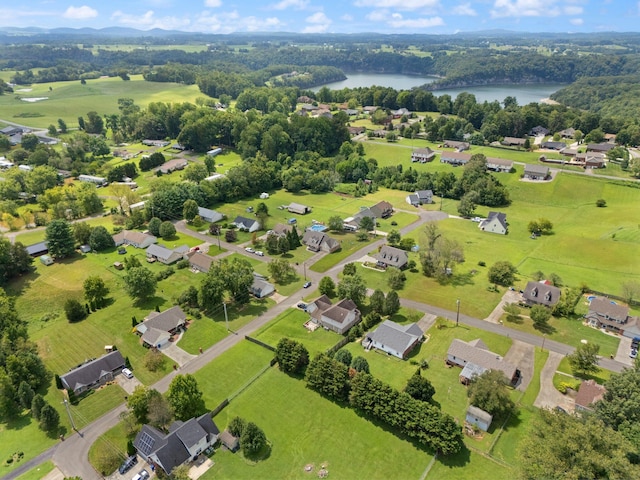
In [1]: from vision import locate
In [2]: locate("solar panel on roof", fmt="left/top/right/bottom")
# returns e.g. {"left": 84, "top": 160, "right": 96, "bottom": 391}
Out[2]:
{"left": 138, "top": 431, "right": 156, "bottom": 455}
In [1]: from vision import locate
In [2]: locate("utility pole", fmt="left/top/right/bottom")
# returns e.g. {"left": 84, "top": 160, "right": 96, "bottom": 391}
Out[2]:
{"left": 303, "top": 262, "right": 307, "bottom": 281}
{"left": 456, "top": 298, "right": 460, "bottom": 327}
{"left": 63, "top": 399, "right": 76, "bottom": 431}
{"left": 223, "top": 302, "right": 229, "bottom": 332}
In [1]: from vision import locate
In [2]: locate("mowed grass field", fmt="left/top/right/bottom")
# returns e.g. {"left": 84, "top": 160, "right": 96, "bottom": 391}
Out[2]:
{"left": 205, "top": 368, "right": 431, "bottom": 480}
{"left": 0, "top": 74, "right": 203, "bottom": 129}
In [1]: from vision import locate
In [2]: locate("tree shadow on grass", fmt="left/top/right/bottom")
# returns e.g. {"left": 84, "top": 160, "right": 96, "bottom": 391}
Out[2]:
{"left": 437, "top": 272, "right": 475, "bottom": 287}
{"left": 5, "top": 269, "right": 40, "bottom": 297}
{"left": 533, "top": 322, "right": 556, "bottom": 335}
{"left": 436, "top": 446, "right": 472, "bottom": 469}
{"left": 244, "top": 442, "right": 272, "bottom": 463}
{"left": 134, "top": 295, "right": 168, "bottom": 311}
{"left": 505, "top": 314, "right": 523, "bottom": 324}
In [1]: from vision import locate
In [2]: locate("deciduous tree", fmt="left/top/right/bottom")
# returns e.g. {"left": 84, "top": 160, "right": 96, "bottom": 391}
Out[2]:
{"left": 387, "top": 267, "right": 406, "bottom": 290}
{"left": 404, "top": 370, "right": 435, "bottom": 402}
{"left": 530, "top": 305, "right": 551, "bottom": 328}
{"left": 384, "top": 290, "right": 401, "bottom": 316}
{"left": 369, "top": 289, "right": 386, "bottom": 315}
{"left": 275, "top": 338, "right": 309, "bottom": 374}
{"left": 241, "top": 422, "right": 267, "bottom": 456}
{"left": 123, "top": 267, "right": 157, "bottom": 301}
{"left": 318, "top": 276, "right": 335, "bottom": 297}
{"left": 468, "top": 369, "right": 516, "bottom": 418}
{"left": 167, "top": 374, "right": 205, "bottom": 421}
{"left": 183, "top": 199, "right": 199, "bottom": 222}
{"left": 567, "top": 342, "right": 600, "bottom": 378}
{"left": 83, "top": 276, "right": 109, "bottom": 308}
{"left": 88, "top": 226, "right": 115, "bottom": 251}
{"left": 159, "top": 221, "right": 176, "bottom": 239}
{"left": 337, "top": 274, "right": 367, "bottom": 307}
{"left": 488, "top": 261, "right": 517, "bottom": 286}
{"left": 64, "top": 298, "right": 87, "bottom": 322}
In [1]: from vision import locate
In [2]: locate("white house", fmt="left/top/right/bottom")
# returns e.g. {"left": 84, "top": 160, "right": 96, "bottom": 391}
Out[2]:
{"left": 198, "top": 207, "right": 224, "bottom": 223}
{"left": 365, "top": 320, "right": 423, "bottom": 359}
{"left": 478, "top": 212, "right": 507, "bottom": 235}
{"left": 232, "top": 216, "right": 260, "bottom": 233}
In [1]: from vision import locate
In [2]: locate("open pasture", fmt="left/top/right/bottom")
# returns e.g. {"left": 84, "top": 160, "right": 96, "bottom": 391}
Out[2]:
{"left": 0, "top": 74, "right": 202, "bottom": 129}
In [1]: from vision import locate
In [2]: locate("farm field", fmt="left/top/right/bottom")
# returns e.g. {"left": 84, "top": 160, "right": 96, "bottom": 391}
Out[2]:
{"left": 0, "top": 74, "right": 203, "bottom": 129}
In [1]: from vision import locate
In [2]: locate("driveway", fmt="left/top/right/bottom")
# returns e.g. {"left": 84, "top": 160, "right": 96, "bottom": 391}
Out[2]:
{"left": 115, "top": 372, "right": 143, "bottom": 395}
{"left": 159, "top": 333, "right": 197, "bottom": 367}
{"left": 534, "top": 351, "right": 574, "bottom": 412}
{"left": 503, "top": 340, "right": 535, "bottom": 391}
{"left": 485, "top": 290, "right": 521, "bottom": 324}
{"left": 614, "top": 335, "right": 634, "bottom": 367}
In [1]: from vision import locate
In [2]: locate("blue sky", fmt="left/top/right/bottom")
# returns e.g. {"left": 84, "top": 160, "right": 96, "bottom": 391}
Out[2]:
{"left": 1, "top": 1, "right": 639, "bottom": 34}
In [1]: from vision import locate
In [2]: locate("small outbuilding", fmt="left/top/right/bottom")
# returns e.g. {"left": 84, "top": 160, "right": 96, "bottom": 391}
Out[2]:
{"left": 466, "top": 405, "right": 493, "bottom": 432}
{"left": 40, "top": 255, "right": 54, "bottom": 266}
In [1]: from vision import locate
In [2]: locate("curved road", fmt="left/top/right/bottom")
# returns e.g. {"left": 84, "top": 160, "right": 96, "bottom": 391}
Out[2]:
{"left": 2, "top": 206, "right": 627, "bottom": 479}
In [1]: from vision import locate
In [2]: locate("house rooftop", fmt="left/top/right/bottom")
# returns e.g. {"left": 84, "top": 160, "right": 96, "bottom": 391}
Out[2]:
{"left": 60, "top": 351, "right": 125, "bottom": 392}
{"left": 522, "top": 281, "right": 561, "bottom": 307}
{"left": 575, "top": 379, "right": 606, "bottom": 410}
{"left": 448, "top": 338, "right": 517, "bottom": 380}
{"left": 367, "top": 320, "right": 423, "bottom": 357}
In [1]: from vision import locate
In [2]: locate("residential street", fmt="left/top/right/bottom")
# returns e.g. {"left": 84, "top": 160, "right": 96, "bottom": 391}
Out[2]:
{"left": 4, "top": 206, "right": 627, "bottom": 479}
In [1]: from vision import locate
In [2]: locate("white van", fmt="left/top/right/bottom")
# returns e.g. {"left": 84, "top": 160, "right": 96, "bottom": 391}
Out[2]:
{"left": 132, "top": 469, "right": 149, "bottom": 480}
{"left": 122, "top": 368, "right": 134, "bottom": 379}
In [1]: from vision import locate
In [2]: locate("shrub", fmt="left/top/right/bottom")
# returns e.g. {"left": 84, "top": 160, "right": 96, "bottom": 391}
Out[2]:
{"left": 596, "top": 198, "right": 606, "bottom": 207}
{"left": 64, "top": 298, "right": 87, "bottom": 322}
{"left": 176, "top": 259, "right": 189, "bottom": 269}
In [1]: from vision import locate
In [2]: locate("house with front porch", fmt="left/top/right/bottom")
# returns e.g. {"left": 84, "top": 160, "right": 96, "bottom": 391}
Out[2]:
{"left": 585, "top": 297, "right": 638, "bottom": 336}
{"left": 522, "top": 281, "right": 561, "bottom": 308}
{"left": 60, "top": 351, "right": 125, "bottom": 394}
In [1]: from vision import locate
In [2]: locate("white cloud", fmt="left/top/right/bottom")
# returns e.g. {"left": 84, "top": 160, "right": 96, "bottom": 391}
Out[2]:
{"left": 388, "top": 14, "right": 444, "bottom": 28}
{"left": 193, "top": 10, "right": 285, "bottom": 33}
{"left": 341, "top": 14, "right": 354, "bottom": 21}
{"left": 204, "top": 0, "right": 222, "bottom": 6}
{"left": 303, "top": 11, "right": 331, "bottom": 32}
{"left": 451, "top": 3, "right": 477, "bottom": 16}
{"left": 111, "top": 10, "right": 191, "bottom": 29}
{"left": 354, "top": 0, "right": 440, "bottom": 11}
{"left": 268, "top": 0, "right": 309, "bottom": 10}
{"left": 570, "top": 17, "right": 583, "bottom": 25}
{"left": 490, "top": 0, "right": 562, "bottom": 18}
{"left": 564, "top": 6, "right": 583, "bottom": 15}
{"left": 366, "top": 10, "right": 388, "bottom": 22}
{"left": 306, "top": 11, "right": 330, "bottom": 23}
{"left": 63, "top": 5, "right": 98, "bottom": 19}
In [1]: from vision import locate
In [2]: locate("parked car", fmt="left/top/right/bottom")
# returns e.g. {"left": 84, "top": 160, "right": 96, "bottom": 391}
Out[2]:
{"left": 245, "top": 247, "right": 255, "bottom": 253}
{"left": 132, "top": 470, "right": 149, "bottom": 480}
{"left": 255, "top": 251, "right": 264, "bottom": 256}
{"left": 303, "top": 281, "right": 312, "bottom": 288}
{"left": 122, "top": 368, "right": 134, "bottom": 379}
{"left": 630, "top": 349, "right": 638, "bottom": 359}
{"left": 118, "top": 455, "right": 137, "bottom": 474}
{"left": 297, "top": 302, "right": 307, "bottom": 310}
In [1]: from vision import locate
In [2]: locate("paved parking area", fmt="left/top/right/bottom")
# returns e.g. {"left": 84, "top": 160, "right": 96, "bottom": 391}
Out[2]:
{"left": 503, "top": 340, "right": 535, "bottom": 391}
{"left": 534, "top": 351, "right": 575, "bottom": 412}
{"left": 115, "top": 372, "right": 143, "bottom": 395}
{"left": 615, "top": 335, "right": 634, "bottom": 366}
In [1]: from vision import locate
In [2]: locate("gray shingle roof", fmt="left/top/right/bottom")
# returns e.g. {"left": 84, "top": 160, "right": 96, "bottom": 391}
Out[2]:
{"left": 60, "top": 351, "right": 125, "bottom": 392}
{"left": 448, "top": 339, "right": 517, "bottom": 380}
{"left": 142, "top": 306, "right": 186, "bottom": 333}
{"left": 375, "top": 245, "right": 408, "bottom": 268}
{"left": 367, "top": 320, "right": 423, "bottom": 357}
{"left": 467, "top": 405, "right": 493, "bottom": 424}
{"left": 522, "top": 281, "right": 561, "bottom": 307}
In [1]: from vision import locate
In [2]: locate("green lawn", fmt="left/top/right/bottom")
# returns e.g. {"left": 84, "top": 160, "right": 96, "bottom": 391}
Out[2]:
{"left": 194, "top": 341, "right": 276, "bottom": 408}
{"left": 254, "top": 308, "right": 341, "bottom": 356}
{"left": 203, "top": 368, "right": 430, "bottom": 480}
{"left": 178, "top": 297, "right": 274, "bottom": 354}
{"left": 88, "top": 421, "right": 129, "bottom": 475}
{"left": 500, "top": 310, "right": 620, "bottom": 358}
{"left": 426, "top": 449, "right": 515, "bottom": 480}
{"left": 310, "top": 232, "right": 376, "bottom": 273}
{"left": 0, "top": 413, "right": 58, "bottom": 474}
{"left": 552, "top": 356, "right": 612, "bottom": 391}
{"left": 14, "top": 460, "right": 55, "bottom": 480}
{"left": 0, "top": 74, "right": 203, "bottom": 129}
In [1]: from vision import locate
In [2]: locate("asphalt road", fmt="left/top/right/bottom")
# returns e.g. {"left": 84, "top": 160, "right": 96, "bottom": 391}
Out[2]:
{"left": 3, "top": 207, "right": 627, "bottom": 479}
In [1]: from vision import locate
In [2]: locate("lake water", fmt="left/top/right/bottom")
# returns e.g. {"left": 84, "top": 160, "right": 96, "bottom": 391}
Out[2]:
{"left": 312, "top": 73, "right": 565, "bottom": 105}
